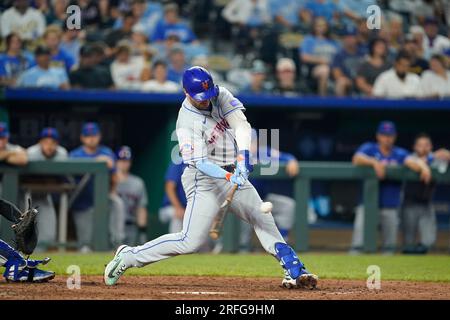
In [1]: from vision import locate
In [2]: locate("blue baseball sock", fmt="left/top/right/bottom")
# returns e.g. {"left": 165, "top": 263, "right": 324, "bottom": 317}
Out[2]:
{"left": 279, "top": 228, "right": 289, "bottom": 241}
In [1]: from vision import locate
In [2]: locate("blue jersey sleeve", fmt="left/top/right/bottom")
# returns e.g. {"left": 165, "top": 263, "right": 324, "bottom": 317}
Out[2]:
{"left": 165, "top": 163, "right": 183, "bottom": 182}
{"left": 355, "top": 142, "right": 376, "bottom": 157}
{"left": 300, "top": 35, "right": 315, "bottom": 55}
{"left": 185, "top": 25, "right": 197, "bottom": 42}
{"left": 395, "top": 147, "right": 409, "bottom": 164}
{"left": 278, "top": 151, "right": 296, "bottom": 162}
{"left": 69, "top": 147, "right": 83, "bottom": 158}
{"left": 151, "top": 21, "right": 165, "bottom": 41}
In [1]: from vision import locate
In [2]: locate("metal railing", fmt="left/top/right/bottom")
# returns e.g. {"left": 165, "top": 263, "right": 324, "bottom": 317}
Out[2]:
{"left": 0, "top": 160, "right": 109, "bottom": 250}
{"left": 1, "top": 161, "right": 449, "bottom": 253}
{"left": 221, "top": 162, "right": 450, "bottom": 253}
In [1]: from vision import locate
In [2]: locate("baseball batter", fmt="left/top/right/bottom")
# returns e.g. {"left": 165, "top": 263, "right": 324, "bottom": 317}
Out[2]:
{"left": 104, "top": 66, "right": 318, "bottom": 289}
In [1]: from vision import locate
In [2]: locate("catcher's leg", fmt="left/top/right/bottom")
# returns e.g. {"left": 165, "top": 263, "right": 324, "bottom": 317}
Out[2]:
{"left": 229, "top": 181, "right": 318, "bottom": 289}
{"left": 0, "top": 239, "right": 54, "bottom": 282}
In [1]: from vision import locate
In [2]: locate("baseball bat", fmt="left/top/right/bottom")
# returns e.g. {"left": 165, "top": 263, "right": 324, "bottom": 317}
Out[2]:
{"left": 209, "top": 184, "right": 239, "bottom": 240}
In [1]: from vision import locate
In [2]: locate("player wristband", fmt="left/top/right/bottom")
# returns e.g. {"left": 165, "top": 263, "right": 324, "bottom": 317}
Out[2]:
{"left": 225, "top": 172, "right": 232, "bottom": 181}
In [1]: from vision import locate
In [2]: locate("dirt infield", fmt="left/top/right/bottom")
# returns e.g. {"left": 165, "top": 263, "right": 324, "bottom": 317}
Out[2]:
{"left": 2, "top": 276, "right": 450, "bottom": 300}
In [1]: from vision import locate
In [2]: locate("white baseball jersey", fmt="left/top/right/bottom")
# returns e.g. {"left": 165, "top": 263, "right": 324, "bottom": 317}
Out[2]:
{"left": 176, "top": 86, "right": 245, "bottom": 166}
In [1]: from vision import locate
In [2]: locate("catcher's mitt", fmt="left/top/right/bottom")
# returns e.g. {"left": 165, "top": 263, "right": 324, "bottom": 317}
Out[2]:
{"left": 0, "top": 198, "right": 39, "bottom": 255}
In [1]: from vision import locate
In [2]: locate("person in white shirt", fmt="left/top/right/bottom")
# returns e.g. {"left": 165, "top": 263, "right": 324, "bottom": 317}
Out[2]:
{"left": 222, "top": 0, "right": 271, "bottom": 25}
{"left": 421, "top": 54, "right": 450, "bottom": 98}
{"left": 110, "top": 44, "right": 150, "bottom": 90}
{"left": 422, "top": 18, "right": 450, "bottom": 58}
{"left": 373, "top": 51, "right": 421, "bottom": 99}
{"left": 141, "top": 60, "right": 180, "bottom": 93}
{"left": 0, "top": 0, "right": 46, "bottom": 41}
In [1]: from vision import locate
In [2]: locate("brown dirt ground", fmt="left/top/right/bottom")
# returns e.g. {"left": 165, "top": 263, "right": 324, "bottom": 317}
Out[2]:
{"left": 1, "top": 276, "right": 450, "bottom": 300}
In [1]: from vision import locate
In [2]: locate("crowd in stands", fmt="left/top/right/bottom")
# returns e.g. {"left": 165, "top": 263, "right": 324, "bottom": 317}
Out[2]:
{"left": 0, "top": 0, "right": 449, "bottom": 98}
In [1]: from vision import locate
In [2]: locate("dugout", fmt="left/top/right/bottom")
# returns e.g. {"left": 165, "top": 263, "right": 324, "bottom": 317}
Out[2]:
{"left": 1, "top": 88, "right": 450, "bottom": 251}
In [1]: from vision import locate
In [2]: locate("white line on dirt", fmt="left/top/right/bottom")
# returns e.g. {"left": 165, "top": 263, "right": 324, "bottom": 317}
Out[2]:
{"left": 163, "top": 291, "right": 228, "bottom": 295}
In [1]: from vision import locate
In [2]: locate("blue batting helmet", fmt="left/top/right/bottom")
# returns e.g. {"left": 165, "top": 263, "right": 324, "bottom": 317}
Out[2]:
{"left": 182, "top": 66, "right": 219, "bottom": 101}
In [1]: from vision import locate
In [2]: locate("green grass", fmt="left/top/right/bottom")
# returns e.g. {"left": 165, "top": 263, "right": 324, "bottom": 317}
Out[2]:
{"left": 35, "top": 252, "right": 450, "bottom": 282}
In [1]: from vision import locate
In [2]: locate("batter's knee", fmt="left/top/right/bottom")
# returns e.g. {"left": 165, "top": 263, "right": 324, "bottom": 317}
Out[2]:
{"left": 178, "top": 237, "right": 206, "bottom": 254}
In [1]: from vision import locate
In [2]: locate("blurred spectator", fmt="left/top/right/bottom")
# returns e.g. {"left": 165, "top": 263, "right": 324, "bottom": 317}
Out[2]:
{"left": 0, "top": 0, "right": 46, "bottom": 41}
{"left": 401, "top": 133, "right": 445, "bottom": 254}
{"left": 339, "top": 0, "right": 376, "bottom": 27}
{"left": 303, "top": 0, "right": 341, "bottom": 25}
{"left": 60, "top": 27, "right": 83, "bottom": 67}
{"left": 129, "top": 24, "right": 155, "bottom": 59}
{"left": 105, "top": 11, "right": 136, "bottom": 49}
{"left": 351, "top": 121, "right": 429, "bottom": 254}
{"left": 383, "top": 13, "right": 405, "bottom": 54}
{"left": 110, "top": 43, "right": 149, "bottom": 90}
{"left": 69, "top": 45, "right": 114, "bottom": 89}
{"left": 159, "top": 159, "right": 187, "bottom": 234}
{"left": 331, "top": 27, "right": 365, "bottom": 96}
{"left": 274, "top": 58, "right": 300, "bottom": 96}
{"left": 151, "top": 3, "right": 197, "bottom": 44}
{"left": 69, "top": 122, "right": 117, "bottom": 252}
{"left": 423, "top": 17, "right": 450, "bottom": 58}
{"left": 373, "top": 51, "right": 421, "bottom": 98}
{"left": 240, "top": 60, "right": 271, "bottom": 94}
{"left": 114, "top": 0, "right": 163, "bottom": 39}
{"left": 16, "top": 45, "right": 70, "bottom": 89}
{"left": 141, "top": 60, "right": 180, "bottom": 93}
{"left": 167, "top": 45, "right": 188, "bottom": 84}
{"left": 152, "top": 34, "right": 181, "bottom": 61}
{"left": 42, "top": 25, "right": 75, "bottom": 72}
{"left": 409, "top": 25, "right": 428, "bottom": 59}
{"left": 300, "top": 17, "right": 339, "bottom": 96}
{"left": 270, "top": 0, "right": 310, "bottom": 30}
{"left": 420, "top": 54, "right": 450, "bottom": 98}
{"left": 116, "top": 146, "right": 148, "bottom": 246}
{"left": 222, "top": 0, "right": 272, "bottom": 55}
{"left": 26, "top": 127, "right": 68, "bottom": 251}
{"left": 42, "top": 0, "right": 69, "bottom": 26}
{"left": 387, "top": 0, "right": 420, "bottom": 26}
{"left": 0, "top": 33, "right": 34, "bottom": 87}
{"left": 0, "top": 122, "right": 28, "bottom": 167}
{"left": 356, "top": 38, "right": 391, "bottom": 96}
{"left": 75, "top": 0, "right": 102, "bottom": 29}
{"left": 403, "top": 34, "right": 429, "bottom": 75}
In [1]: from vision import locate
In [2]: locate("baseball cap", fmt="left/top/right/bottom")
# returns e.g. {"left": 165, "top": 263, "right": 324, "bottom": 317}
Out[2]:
{"left": 40, "top": 127, "right": 59, "bottom": 141}
{"left": 276, "top": 58, "right": 296, "bottom": 72}
{"left": 0, "top": 122, "right": 10, "bottom": 138}
{"left": 117, "top": 146, "right": 132, "bottom": 160}
{"left": 377, "top": 121, "right": 397, "bottom": 136}
{"left": 251, "top": 60, "right": 266, "bottom": 74}
{"left": 81, "top": 122, "right": 100, "bottom": 136}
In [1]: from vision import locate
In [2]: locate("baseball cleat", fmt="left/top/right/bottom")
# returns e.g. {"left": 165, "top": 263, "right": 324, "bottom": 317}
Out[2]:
{"left": 104, "top": 245, "right": 129, "bottom": 286}
{"left": 281, "top": 269, "right": 318, "bottom": 290}
{"left": 5, "top": 267, "right": 55, "bottom": 283}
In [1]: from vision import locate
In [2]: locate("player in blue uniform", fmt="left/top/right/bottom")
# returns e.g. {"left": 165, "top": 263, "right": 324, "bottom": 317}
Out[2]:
{"left": 351, "top": 121, "right": 431, "bottom": 253}
{"left": 159, "top": 158, "right": 188, "bottom": 234}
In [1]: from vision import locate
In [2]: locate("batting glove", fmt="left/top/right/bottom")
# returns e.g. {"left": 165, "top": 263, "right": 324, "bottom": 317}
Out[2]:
{"left": 225, "top": 172, "right": 245, "bottom": 187}
{"left": 236, "top": 150, "right": 253, "bottom": 180}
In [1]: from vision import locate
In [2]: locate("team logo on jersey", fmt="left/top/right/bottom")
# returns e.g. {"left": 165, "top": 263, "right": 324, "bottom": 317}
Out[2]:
{"left": 201, "top": 80, "right": 209, "bottom": 90}
{"left": 180, "top": 142, "right": 194, "bottom": 156}
{"left": 230, "top": 99, "right": 241, "bottom": 107}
